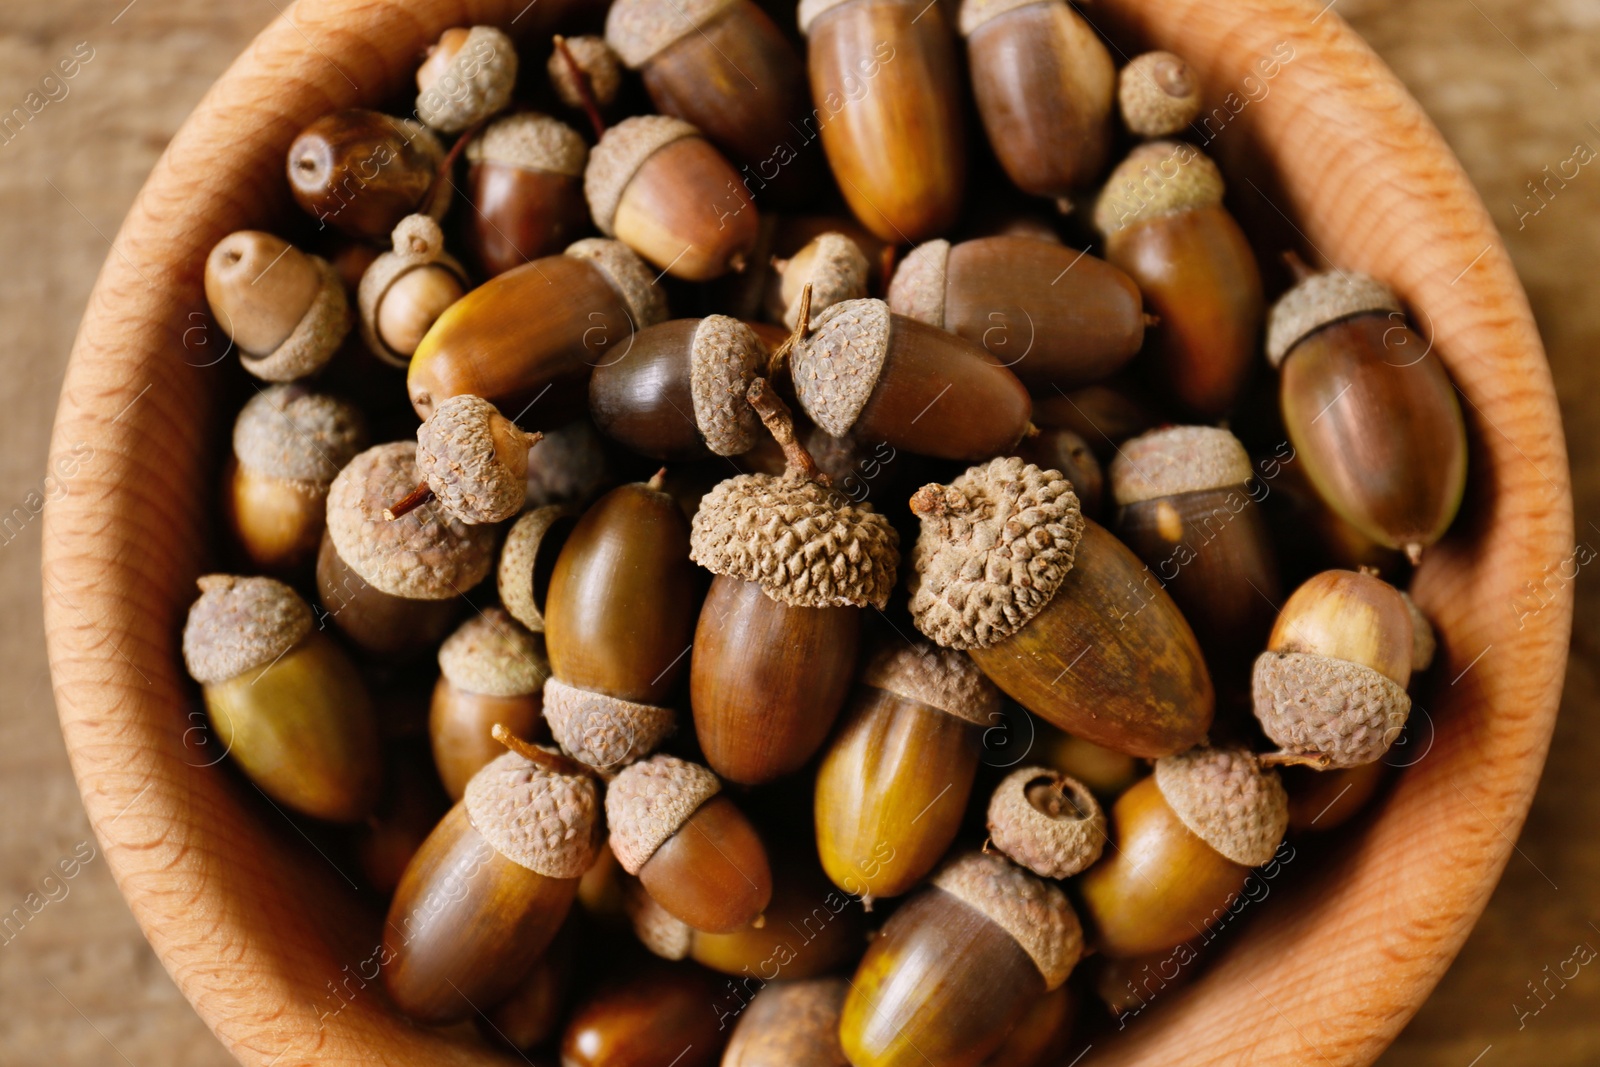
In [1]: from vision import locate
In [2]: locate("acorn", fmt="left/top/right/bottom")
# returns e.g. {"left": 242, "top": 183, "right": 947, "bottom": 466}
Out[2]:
{"left": 1016, "top": 426, "right": 1103, "bottom": 520}
{"left": 959, "top": 0, "right": 1115, "bottom": 204}
{"left": 585, "top": 115, "right": 759, "bottom": 281}
{"left": 589, "top": 316, "right": 767, "bottom": 461}
{"left": 814, "top": 642, "right": 997, "bottom": 902}
{"left": 768, "top": 232, "right": 870, "bottom": 330}
{"left": 481, "top": 915, "right": 577, "bottom": 1052}
{"left": 414, "top": 26, "right": 517, "bottom": 134}
{"left": 986, "top": 766, "right": 1106, "bottom": 879}
{"left": 887, "top": 236, "right": 1145, "bottom": 392}
{"left": 286, "top": 110, "right": 447, "bottom": 242}
{"left": 223, "top": 384, "right": 367, "bottom": 574}
{"left": 560, "top": 961, "right": 727, "bottom": 1067}
{"left": 1078, "top": 745, "right": 1288, "bottom": 957}
{"left": 1093, "top": 141, "right": 1264, "bottom": 418}
{"left": 382, "top": 733, "right": 601, "bottom": 1024}
{"left": 1251, "top": 569, "right": 1414, "bottom": 768}
{"left": 430, "top": 608, "right": 551, "bottom": 800}
{"left": 1118, "top": 51, "right": 1203, "bottom": 138}
{"left": 840, "top": 850, "right": 1083, "bottom": 1067}
{"left": 724, "top": 978, "right": 850, "bottom": 1067}
{"left": 1029, "top": 377, "right": 1165, "bottom": 459}
{"left": 606, "top": 754, "right": 773, "bottom": 933}
{"left": 204, "top": 231, "right": 352, "bottom": 381}
{"left": 407, "top": 238, "right": 667, "bottom": 419}
{"left": 525, "top": 418, "right": 618, "bottom": 510}
{"left": 548, "top": 35, "right": 624, "bottom": 113}
{"left": 1266, "top": 267, "right": 1468, "bottom": 561}
{"left": 980, "top": 986, "right": 1076, "bottom": 1067}
{"left": 464, "top": 112, "right": 591, "bottom": 278}
{"left": 798, "top": 0, "right": 966, "bottom": 242}
{"left": 908, "top": 457, "right": 1213, "bottom": 757}
{"left": 689, "top": 379, "right": 900, "bottom": 784}
{"left": 353, "top": 741, "right": 450, "bottom": 895}
{"left": 789, "top": 298, "right": 1032, "bottom": 461}
{"left": 497, "top": 504, "right": 578, "bottom": 634}
{"left": 1284, "top": 759, "right": 1387, "bottom": 832}
{"left": 181, "top": 575, "right": 381, "bottom": 822}
{"left": 1032, "top": 725, "right": 1141, "bottom": 798}
{"left": 357, "top": 215, "right": 469, "bottom": 366}
{"left": 404, "top": 393, "right": 544, "bottom": 525}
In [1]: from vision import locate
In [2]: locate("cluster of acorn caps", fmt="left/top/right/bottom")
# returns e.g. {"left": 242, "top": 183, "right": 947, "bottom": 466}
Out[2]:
{"left": 181, "top": 3, "right": 1468, "bottom": 1065}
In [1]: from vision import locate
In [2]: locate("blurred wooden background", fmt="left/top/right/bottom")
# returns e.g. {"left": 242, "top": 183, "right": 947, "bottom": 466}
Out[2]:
{"left": 0, "top": 0, "right": 1595, "bottom": 1063}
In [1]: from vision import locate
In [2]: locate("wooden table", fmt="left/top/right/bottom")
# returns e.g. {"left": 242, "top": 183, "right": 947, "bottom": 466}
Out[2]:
{"left": 0, "top": 0, "right": 1592, "bottom": 1063}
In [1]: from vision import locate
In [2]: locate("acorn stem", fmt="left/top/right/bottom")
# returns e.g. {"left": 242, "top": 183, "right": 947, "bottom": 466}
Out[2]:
{"left": 384, "top": 481, "right": 435, "bottom": 522}
{"left": 766, "top": 283, "right": 813, "bottom": 379}
{"left": 1258, "top": 750, "right": 1333, "bottom": 770}
{"left": 746, "top": 377, "right": 829, "bottom": 486}
{"left": 426, "top": 114, "right": 490, "bottom": 208}
{"left": 646, "top": 466, "right": 668, "bottom": 492}
{"left": 1404, "top": 543, "right": 1424, "bottom": 566}
{"left": 553, "top": 35, "right": 607, "bottom": 141}
{"left": 1282, "top": 250, "right": 1315, "bottom": 282}
{"left": 491, "top": 722, "right": 601, "bottom": 780}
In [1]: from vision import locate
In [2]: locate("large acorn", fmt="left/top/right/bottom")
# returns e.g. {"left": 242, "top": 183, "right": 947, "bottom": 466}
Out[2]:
{"left": 430, "top": 609, "right": 550, "bottom": 800}
{"left": 286, "top": 110, "right": 447, "bottom": 243}
{"left": 357, "top": 215, "right": 470, "bottom": 366}
{"left": 204, "top": 230, "right": 352, "bottom": 382}
{"left": 464, "top": 112, "right": 591, "bottom": 277}
{"left": 908, "top": 457, "right": 1213, "bottom": 757}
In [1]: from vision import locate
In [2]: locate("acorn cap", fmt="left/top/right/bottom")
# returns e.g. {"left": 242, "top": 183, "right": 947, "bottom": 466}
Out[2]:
{"left": 232, "top": 384, "right": 367, "bottom": 484}
{"left": 797, "top": 0, "right": 858, "bottom": 33}
{"left": 463, "top": 748, "right": 602, "bottom": 878}
{"left": 466, "top": 111, "right": 588, "bottom": 177}
{"left": 1118, "top": 51, "right": 1203, "bottom": 138}
{"left": 1109, "top": 425, "right": 1253, "bottom": 506}
{"left": 726, "top": 979, "right": 850, "bottom": 1067}
{"left": 908, "top": 457, "right": 1085, "bottom": 651}
{"left": 564, "top": 238, "right": 670, "bottom": 330}
{"left": 239, "top": 254, "right": 351, "bottom": 382}
{"left": 623, "top": 876, "right": 693, "bottom": 959}
{"left": 690, "top": 469, "right": 900, "bottom": 609}
{"left": 438, "top": 607, "right": 549, "bottom": 697}
{"left": 358, "top": 214, "right": 470, "bottom": 367}
{"left": 781, "top": 233, "right": 871, "bottom": 330}
{"left": 584, "top": 115, "right": 699, "bottom": 236}
{"left": 884, "top": 239, "right": 949, "bottom": 329}
{"left": 1251, "top": 651, "right": 1412, "bottom": 769}
{"left": 931, "top": 851, "right": 1083, "bottom": 991}
{"left": 859, "top": 642, "right": 999, "bottom": 726}
{"left": 1092, "top": 141, "right": 1224, "bottom": 236}
{"left": 606, "top": 0, "right": 738, "bottom": 67}
{"left": 986, "top": 767, "right": 1106, "bottom": 879}
{"left": 604, "top": 754, "right": 721, "bottom": 875}
{"left": 182, "top": 575, "right": 313, "bottom": 685}
{"left": 542, "top": 677, "right": 677, "bottom": 771}
{"left": 415, "top": 25, "right": 518, "bottom": 133}
{"left": 690, "top": 316, "right": 767, "bottom": 456}
{"left": 957, "top": 0, "right": 1052, "bottom": 36}
{"left": 1265, "top": 269, "right": 1403, "bottom": 368}
{"left": 415, "top": 394, "right": 537, "bottom": 524}
{"left": 548, "top": 36, "right": 623, "bottom": 110}
{"left": 497, "top": 505, "right": 574, "bottom": 632}
{"left": 790, "top": 298, "right": 892, "bottom": 438}
{"left": 1401, "top": 591, "right": 1436, "bottom": 672}
{"left": 1154, "top": 744, "right": 1289, "bottom": 867}
{"left": 325, "top": 442, "right": 497, "bottom": 599}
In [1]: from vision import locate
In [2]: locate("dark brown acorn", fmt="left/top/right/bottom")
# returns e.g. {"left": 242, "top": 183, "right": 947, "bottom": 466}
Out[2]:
{"left": 724, "top": 978, "right": 851, "bottom": 1067}
{"left": 286, "top": 109, "right": 447, "bottom": 242}
{"left": 357, "top": 214, "right": 469, "bottom": 366}
{"left": 560, "top": 961, "right": 727, "bottom": 1067}
{"left": 1029, "top": 376, "right": 1165, "bottom": 459}
{"left": 429, "top": 608, "right": 550, "bottom": 800}
{"left": 204, "top": 230, "right": 352, "bottom": 381}
{"left": 464, "top": 112, "right": 591, "bottom": 278}
{"left": 1118, "top": 51, "right": 1203, "bottom": 139}
{"left": 1016, "top": 426, "right": 1102, "bottom": 520}
{"left": 413, "top": 25, "right": 517, "bottom": 133}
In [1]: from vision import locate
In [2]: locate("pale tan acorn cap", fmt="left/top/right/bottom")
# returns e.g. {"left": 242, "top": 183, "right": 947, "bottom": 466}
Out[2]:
{"left": 565, "top": 238, "right": 670, "bottom": 329}
{"left": 958, "top": 0, "right": 1054, "bottom": 36}
{"left": 1109, "top": 425, "right": 1253, "bottom": 505}
{"left": 986, "top": 766, "right": 1106, "bottom": 879}
{"left": 415, "top": 25, "right": 518, "bottom": 133}
{"left": 584, "top": 115, "right": 700, "bottom": 235}
{"left": 605, "top": 754, "right": 721, "bottom": 874}
{"left": 463, "top": 748, "right": 602, "bottom": 878}
{"left": 606, "top": 0, "right": 739, "bottom": 67}
{"left": 790, "top": 298, "right": 892, "bottom": 438}
{"left": 183, "top": 575, "right": 314, "bottom": 685}
{"left": 1093, "top": 140, "right": 1224, "bottom": 236}
{"left": 543, "top": 677, "right": 677, "bottom": 771}
{"left": 233, "top": 384, "right": 367, "bottom": 485}
{"left": 1118, "top": 51, "right": 1203, "bottom": 138}
{"left": 358, "top": 214, "right": 470, "bottom": 367}
{"left": 1401, "top": 592, "right": 1436, "bottom": 672}
{"left": 438, "top": 607, "right": 549, "bottom": 697}
{"left": 1265, "top": 269, "right": 1403, "bottom": 367}
{"left": 623, "top": 876, "right": 693, "bottom": 959}
{"left": 466, "top": 111, "right": 588, "bottom": 177}
{"left": 908, "top": 458, "right": 1085, "bottom": 650}
{"left": 725, "top": 979, "right": 850, "bottom": 1067}
{"left": 1154, "top": 744, "right": 1289, "bottom": 867}
{"left": 884, "top": 239, "right": 950, "bottom": 329}
{"left": 782, "top": 233, "right": 871, "bottom": 330}
{"left": 860, "top": 642, "right": 999, "bottom": 726}
{"left": 497, "top": 505, "right": 575, "bottom": 632}
{"left": 548, "top": 36, "right": 624, "bottom": 111}
{"left": 325, "top": 442, "right": 497, "bottom": 599}
{"left": 932, "top": 851, "right": 1083, "bottom": 991}
{"left": 690, "top": 470, "right": 900, "bottom": 609}
{"left": 1252, "top": 651, "right": 1413, "bottom": 769}
{"left": 690, "top": 316, "right": 767, "bottom": 456}
{"left": 239, "top": 255, "right": 351, "bottom": 382}
{"left": 415, "top": 394, "right": 536, "bottom": 525}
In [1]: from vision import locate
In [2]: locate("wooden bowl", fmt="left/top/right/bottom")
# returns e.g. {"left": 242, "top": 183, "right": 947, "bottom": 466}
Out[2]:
{"left": 43, "top": 0, "right": 1573, "bottom": 1063}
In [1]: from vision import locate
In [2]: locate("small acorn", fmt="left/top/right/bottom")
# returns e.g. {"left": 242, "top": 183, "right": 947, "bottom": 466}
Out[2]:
{"left": 1252, "top": 568, "right": 1414, "bottom": 768}
{"left": 1267, "top": 267, "right": 1468, "bottom": 561}
{"left": 430, "top": 608, "right": 551, "bottom": 800}
{"left": 1284, "top": 760, "right": 1387, "bottom": 832}
{"left": 205, "top": 231, "right": 353, "bottom": 381}
{"left": 768, "top": 232, "right": 870, "bottom": 330}
{"left": 979, "top": 984, "right": 1076, "bottom": 1067}
{"left": 724, "top": 978, "right": 850, "bottom": 1067}
{"left": 548, "top": 35, "right": 624, "bottom": 113}
{"left": 1094, "top": 141, "right": 1264, "bottom": 418}
{"left": 606, "top": 754, "right": 773, "bottom": 933}
{"left": 1032, "top": 724, "right": 1142, "bottom": 798}
{"left": 497, "top": 504, "right": 578, "bottom": 633}
{"left": 986, "top": 766, "right": 1106, "bottom": 879}
{"left": 182, "top": 575, "right": 381, "bottom": 822}
{"left": 402, "top": 393, "right": 544, "bottom": 525}
{"left": 887, "top": 236, "right": 1146, "bottom": 392}
{"left": 909, "top": 457, "right": 1213, "bottom": 757}
{"left": 414, "top": 26, "right": 518, "bottom": 133}
{"left": 357, "top": 215, "right": 469, "bottom": 366}
{"left": 1016, "top": 426, "right": 1103, "bottom": 520}
{"left": 1118, "top": 51, "right": 1203, "bottom": 138}
{"left": 1078, "top": 745, "right": 1288, "bottom": 957}
{"left": 464, "top": 112, "right": 591, "bottom": 278}
{"left": 585, "top": 115, "right": 759, "bottom": 281}
{"left": 287, "top": 110, "right": 447, "bottom": 242}
{"left": 560, "top": 961, "right": 727, "bottom": 1067}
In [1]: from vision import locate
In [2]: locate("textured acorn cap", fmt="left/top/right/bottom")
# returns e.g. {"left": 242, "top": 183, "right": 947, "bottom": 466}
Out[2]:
{"left": 1109, "top": 425, "right": 1253, "bottom": 505}
{"left": 859, "top": 642, "right": 999, "bottom": 726}
{"left": 932, "top": 851, "right": 1083, "bottom": 991}
{"left": 542, "top": 677, "right": 677, "bottom": 771}
{"left": 690, "top": 316, "right": 767, "bottom": 456}
{"left": 1265, "top": 269, "right": 1403, "bottom": 368}
{"left": 623, "top": 876, "right": 693, "bottom": 959}
{"left": 548, "top": 36, "right": 624, "bottom": 110}
{"left": 239, "top": 255, "right": 352, "bottom": 382}
{"left": 1154, "top": 744, "right": 1289, "bottom": 867}
{"left": 415, "top": 394, "right": 537, "bottom": 524}
{"left": 1118, "top": 51, "right": 1203, "bottom": 138}
{"left": 884, "top": 239, "right": 949, "bottom": 329}
{"left": 726, "top": 979, "right": 850, "bottom": 1067}
{"left": 690, "top": 469, "right": 900, "bottom": 609}
{"left": 1402, "top": 592, "right": 1437, "bottom": 672}
{"left": 908, "top": 458, "right": 1085, "bottom": 650}
{"left": 1252, "top": 651, "right": 1413, "bottom": 769}
{"left": 415, "top": 25, "right": 517, "bottom": 133}
{"left": 232, "top": 384, "right": 367, "bottom": 485}
{"left": 987, "top": 767, "right": 1106, "bottom": 879}
{"left": 1093, "top": 141, "right": 1225, "bottom": 236}
{"left": 584, "top": 115, "right": 699, "bottom": 235}
{"left": 790, "top": 298, "right": 892, "bottom": 438}
{"left": 438, "top": 608, "right": 548, "bottom": 697}
{"left": 358, "top": 214, "right": 470, "bottom": 366}
{"left": 497, "top": 505, "right": 575, "bottom": 632}
{"left": 564, "top": 238, "right": 670, "bottom": 329}
{"left": 605, "top": 755, "right": 721, "bottom": 875}
{"left": 957, "top": 0, "right": 1054, "bottom": 35}
{"left": 182, "top": 575, "right": 314, "bottom": 685}
{"left": 463, "top": 748, "right": 602, "bottom": 878}
{"left": 606, "top": 0, "right": 738, "bottom": 67}
{"left": 326, "top": 442, "right": 497, "bottom": 599}
{"left": 781, "top": 233, "right": 871, "bottom": 330}
{"left": 467, "top": 111, "right": 588, "bottom": 177}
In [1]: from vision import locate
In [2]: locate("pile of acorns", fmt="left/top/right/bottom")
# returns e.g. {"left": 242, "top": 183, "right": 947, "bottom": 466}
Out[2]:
{"left": 183, "top": 4, "right": 1468, "bottom": 1065}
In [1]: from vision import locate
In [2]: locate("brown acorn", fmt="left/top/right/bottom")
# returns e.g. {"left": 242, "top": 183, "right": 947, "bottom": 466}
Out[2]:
{"left": 888, "top": 236, "right": 1145, "bottom": 393}
{"left": 560, "top": 961, "right": 727, "bottom": 1067}
{"left": 352, "top": 741, "right": 450, "bottom": 895}
{"left": 357, "top": 215, "right": 469, "bottom": 366}
{"left": 1267, "top": 267, "right": 1468, "bottom": 561}
{"left": 1029, "top": 376, "right": 1165, "bottom": 459}
{"left": 182, "top": 576, "right": 381, "bottom": 823}
{"left": 1094, "top": 945, "right": 1199, "bottom": 1022}
{"left": 1032, "top": 724, "right": 1141, "bottom": 798}
{"left": 1118, "top": 51, "right": 1203, "bottom": 139}
{"left": 1078, "top": 745, "right": 1288, "bottom": 957}
{"left": 497, "top": 504, "right": 578, "bottom": 634}
{"left": 548, "top": 35, "right": 624, "bottom": 113}
{"left": 980, "top": 986, "right": 1076, "bottom": 1067}
{"left": 1284, "top": 759, "right": 1387, "bottom": 832}
{"left": 287, "top": 110, "right": 447, "bottom": 242}
{"left": 909, "top": 457, "right": 1213, "bottom": 757}
{"left": 985, "top": 766, "right": 1106, "bottom": 879}
{"left": 414, "top": 26, "right": 517, "bottom": 133}
{"left": 1016, "top": 426, "right": 1102, "bottom": 520}
{"left": 724, "top": 978, "right": 851, "bottom": 1067}
{"left": 430, "top": 608, "right": 551, "bottom": 800}
{"left": 464, "top": 112, "right": 591, "bottom": 278}
{"left": 1094, "top": 141, "right": 1264, "bottom": 418}
{"left": 205, "top": 230, "right": 352, "bottom": 381}
{"left": 406, "top": 393, "right": 544, "bottom": 525}
{"left": 524, "top": 418, "right": 619, "bottom": 510}
{"left": 769, "top": 232, "right": 870, "bottom": 329}
{"left": 481, "top": 914, "right": 577, "bottom": 1052}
